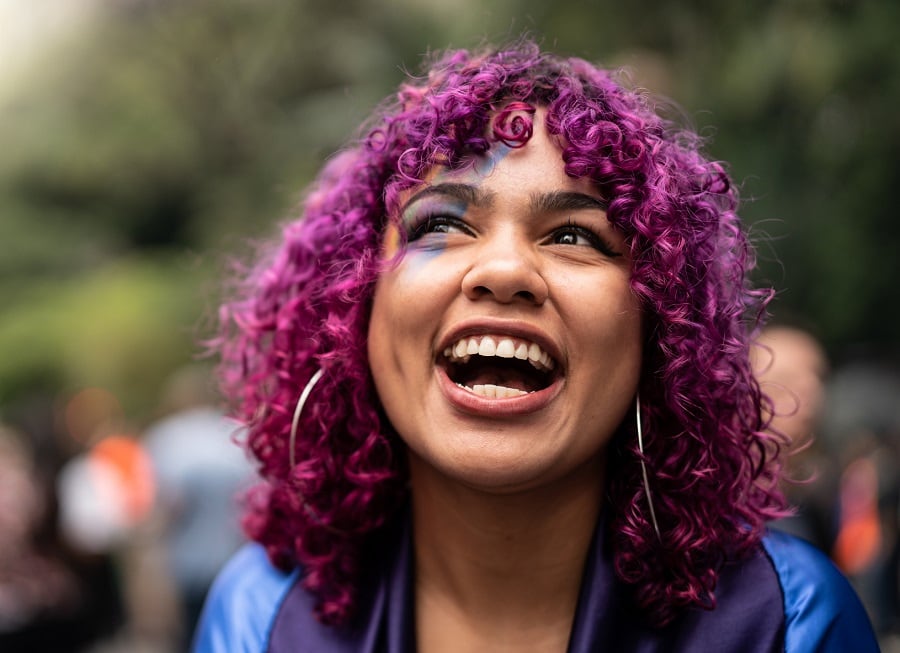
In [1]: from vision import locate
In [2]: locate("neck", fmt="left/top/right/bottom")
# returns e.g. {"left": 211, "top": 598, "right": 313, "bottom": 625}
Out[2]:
{"left": 409, "top": 454, "right": 604, "bottom": 652}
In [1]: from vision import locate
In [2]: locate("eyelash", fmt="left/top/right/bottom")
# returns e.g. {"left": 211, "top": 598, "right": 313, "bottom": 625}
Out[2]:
{"left": 407, "top": 215, "right": 621, "bottom": 258}
{"left": 552, "top": 220, "right": 621, "bottom": 257}
{"left": 407, "top": 214, "right": 470, "bottom": 241}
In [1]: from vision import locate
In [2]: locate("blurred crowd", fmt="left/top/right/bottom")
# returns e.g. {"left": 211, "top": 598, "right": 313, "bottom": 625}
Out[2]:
{"left": 0, "top": 365, "right": 253, "bottom": 653}
{"left": 1, "top": 337, "right": 899, "bottom": 652}
{"left": 753, "top": 326, "right": 900, "bottom": 651}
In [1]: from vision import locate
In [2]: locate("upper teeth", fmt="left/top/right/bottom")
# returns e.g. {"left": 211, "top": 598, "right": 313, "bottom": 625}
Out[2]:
{"left": 442, "top": 335, "right": 555, "bottom": 372}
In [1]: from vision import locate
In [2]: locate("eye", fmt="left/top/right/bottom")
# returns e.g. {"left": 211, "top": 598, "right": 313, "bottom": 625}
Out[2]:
{"left": 552, "top": 229, "right": 592, "bottom": 247}
{"left": 548, "top": 221, "right": 621, "bottom": 257}
{"left": 408, "top": 215, "right": 473, "bottom": 241}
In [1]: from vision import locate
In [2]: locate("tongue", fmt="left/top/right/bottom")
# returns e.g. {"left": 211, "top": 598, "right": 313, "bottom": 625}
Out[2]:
{"left": 452, "top": 357, "right": 550, "bottom": 393}
{"left": 469, "top": 370, "right": 533, "bottom": 392}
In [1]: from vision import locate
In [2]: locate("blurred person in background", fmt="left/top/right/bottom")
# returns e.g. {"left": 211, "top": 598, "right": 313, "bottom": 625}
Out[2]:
{"left": 52, "top": 366, "right": 253, "bottom": 653}
{"left": 754, "top": 325, "right": 900, "bottom": 645}
{"left": 143, "top": 364, "right": 254, "bottom": 650}
{"left": 831, "top": 428, "right": 898, "bottom": 640}
{"left": 192, "top": 40, "right": 877, "bottom": 652}
{"left": 0, "top": 423, "right": 124, "bottom": 653}
{"left": 825, "top": 364, "right": 900, "bottom": 644}
{"left": 751, "top": 324, "right": 836, "bottom": 552}
{"left": 55, "top": 432, "right": 156, "bottom": 653}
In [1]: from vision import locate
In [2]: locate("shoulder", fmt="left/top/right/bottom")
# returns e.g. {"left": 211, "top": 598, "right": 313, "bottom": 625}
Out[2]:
{"left": 191, "top": 543, "right": 300, "bottom": 653}
{"left": 762, "top": 529, "right": 879, "bottom": 653}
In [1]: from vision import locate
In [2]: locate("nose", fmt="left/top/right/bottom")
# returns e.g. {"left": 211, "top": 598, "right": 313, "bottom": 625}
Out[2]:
{"left": 461, "top": 235, "right": 549, "bottom": 305}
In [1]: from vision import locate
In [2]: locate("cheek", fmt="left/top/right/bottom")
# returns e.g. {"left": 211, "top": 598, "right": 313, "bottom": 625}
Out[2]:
{"left": 367, "top": 274, "right": 432, "bottom": 445}
{"left": 568, "top": 273, "right": 642, "bottom": 337}
{"left": 367, "top": 280, "right": 401, "bottom": 418}
{"left": 368, "top": 276, "right": 403, "bottom": 367}
{"left": 376, "top": 240, "right": 466, "bottom": 317}
{"left": 366, "top": 265, "right": 435, "bottom": 383}
{"left": 369, "top": 266, "right": 431, "bottom": 331}
{"left": 567, "top": 277, "right": 643, "bottom": 394}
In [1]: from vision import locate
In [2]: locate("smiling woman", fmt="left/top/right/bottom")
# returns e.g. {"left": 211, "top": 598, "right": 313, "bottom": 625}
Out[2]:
{"left": 192, "top": 41, "right": 878, "bottom": 652}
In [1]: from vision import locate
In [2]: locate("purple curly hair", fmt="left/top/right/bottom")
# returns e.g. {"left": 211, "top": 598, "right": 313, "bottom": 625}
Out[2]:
{"left": 215, "top": 40, "right": 787, "bottom": 627}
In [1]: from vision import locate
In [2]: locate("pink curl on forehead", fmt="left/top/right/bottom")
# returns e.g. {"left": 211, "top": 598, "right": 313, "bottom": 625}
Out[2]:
{"left": 490, "top": 101, "right": 536, "bottom": 148}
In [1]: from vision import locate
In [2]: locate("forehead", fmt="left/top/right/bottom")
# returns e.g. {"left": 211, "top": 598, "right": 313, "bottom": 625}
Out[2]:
{"left": 409, "top": 110, "right": 601, "bottom": 205}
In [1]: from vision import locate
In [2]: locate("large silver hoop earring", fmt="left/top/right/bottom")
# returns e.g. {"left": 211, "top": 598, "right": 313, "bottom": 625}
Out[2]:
{"left": 636, "top": 393, "right": 661, "bottom": 539}
{"left": 289, "top": 368, "right": 324, "bottom": 469}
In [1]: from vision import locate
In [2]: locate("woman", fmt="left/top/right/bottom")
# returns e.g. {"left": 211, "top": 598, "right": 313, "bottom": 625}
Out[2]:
{"left": 193, "top": 41, "right": 878, "bottom": 652}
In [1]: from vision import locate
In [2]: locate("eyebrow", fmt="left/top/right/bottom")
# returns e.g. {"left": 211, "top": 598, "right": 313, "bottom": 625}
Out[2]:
{"left": 530, "top": 191, "right": 609, "bottom": 214}
{"left": 402, "top": 183, "right": 494, "bottom": 211}
{"left": 401, "top": 184, "right": 608, "bottom": 215}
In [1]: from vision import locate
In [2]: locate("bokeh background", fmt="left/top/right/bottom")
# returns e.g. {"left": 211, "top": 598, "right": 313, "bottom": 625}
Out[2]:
{"left": 1, "top": 0, "right": 898, "bottom": 651}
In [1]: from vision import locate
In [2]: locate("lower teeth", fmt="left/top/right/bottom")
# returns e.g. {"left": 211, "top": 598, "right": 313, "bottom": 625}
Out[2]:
{"left": 458, "top": 383, "right": 529, "bottom": 398}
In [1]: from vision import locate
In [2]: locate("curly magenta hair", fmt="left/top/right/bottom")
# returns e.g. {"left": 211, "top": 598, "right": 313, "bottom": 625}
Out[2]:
{"left": 215, "top": 40, "right": 787, "bottom": 627}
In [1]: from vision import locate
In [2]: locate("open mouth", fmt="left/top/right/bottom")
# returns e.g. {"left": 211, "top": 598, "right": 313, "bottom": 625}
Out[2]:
{"left": 439, "top": 335, "right": 559, "bottom": 399}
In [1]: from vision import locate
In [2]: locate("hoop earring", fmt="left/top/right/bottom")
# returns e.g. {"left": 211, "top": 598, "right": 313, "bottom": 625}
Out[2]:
{"left": 636, "top": 393, "right": 661, "bottom": 539}
{"left": 289, "top": 368, "right": 324, "bottom": 469}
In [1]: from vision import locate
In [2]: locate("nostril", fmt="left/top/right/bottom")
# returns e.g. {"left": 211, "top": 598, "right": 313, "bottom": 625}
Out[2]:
{"left": 468, "top": 285, "right": 543, "bottom": 305}
{"left": 462, "top": 255, "right": 549, "bottom": 305}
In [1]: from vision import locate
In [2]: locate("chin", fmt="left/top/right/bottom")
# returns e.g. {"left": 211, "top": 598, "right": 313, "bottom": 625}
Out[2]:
{"left": 411, "top": 442, "right": 577, "bottom": 496}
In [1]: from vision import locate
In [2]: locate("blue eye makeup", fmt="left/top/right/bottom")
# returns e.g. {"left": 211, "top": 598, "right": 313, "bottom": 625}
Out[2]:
{"left": 401, "top": 195, "right": 471, "bottom": 243}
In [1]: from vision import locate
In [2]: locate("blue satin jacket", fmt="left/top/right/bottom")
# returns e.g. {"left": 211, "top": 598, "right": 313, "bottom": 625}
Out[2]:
{"left": 193, "top": 518, "right": 879, "bottom": 652}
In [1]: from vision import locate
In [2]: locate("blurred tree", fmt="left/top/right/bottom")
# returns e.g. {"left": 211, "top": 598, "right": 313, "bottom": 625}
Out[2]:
{"left": 0, "top": 0, "right": 897, "bottom": 427}
{"left": 519, "top": 0, "right": 900, "bottom": 356}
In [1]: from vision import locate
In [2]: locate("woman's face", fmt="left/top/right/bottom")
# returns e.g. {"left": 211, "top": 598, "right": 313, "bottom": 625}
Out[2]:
{"left": 367, "top": 110, "right": 642, "bottom": 494}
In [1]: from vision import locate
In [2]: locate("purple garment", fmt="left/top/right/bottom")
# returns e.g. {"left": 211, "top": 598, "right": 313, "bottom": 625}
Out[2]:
{"left": 193, "top": 513, "right": 879, "bottom": 652}
{"left": 268, "top": 518, "right": 414, "bottom": 652}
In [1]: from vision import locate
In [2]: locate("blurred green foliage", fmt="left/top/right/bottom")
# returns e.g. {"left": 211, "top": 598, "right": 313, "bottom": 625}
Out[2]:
{"left": 1, "top": 0, "right": 897, "bottom": 429}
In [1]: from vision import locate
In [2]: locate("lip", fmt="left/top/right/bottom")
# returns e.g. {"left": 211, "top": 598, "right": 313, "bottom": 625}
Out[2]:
{"left": 434, "top": 318, "right": 565, "bottom": 417}
{"left": 436, "top": 365, "right": 564, "bottom": 417}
